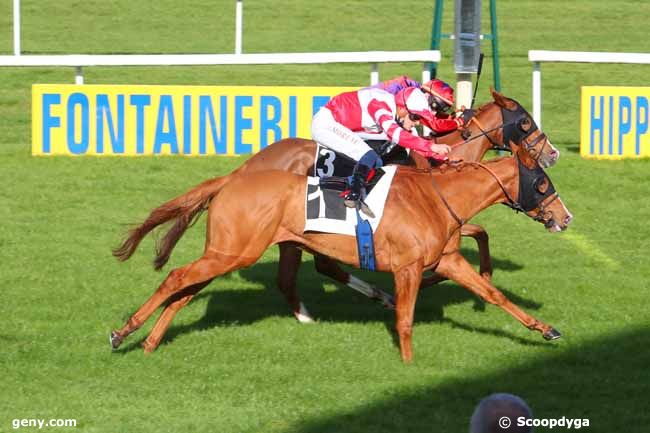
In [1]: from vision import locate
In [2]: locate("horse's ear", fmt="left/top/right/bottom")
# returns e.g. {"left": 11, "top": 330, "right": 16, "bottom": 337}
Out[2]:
{"left": 491, "top": 87, "right": 517, "bottom": 111}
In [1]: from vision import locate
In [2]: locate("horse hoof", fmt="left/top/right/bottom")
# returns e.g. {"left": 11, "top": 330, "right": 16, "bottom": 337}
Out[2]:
{"left": 110, "top": 331, "right": 123, "bottom": 350}
{"left": 142, "top": 339, "right": 157, "bottom": 354}
{"left": 543, "top": 328, "right": 561, "bottom": 341}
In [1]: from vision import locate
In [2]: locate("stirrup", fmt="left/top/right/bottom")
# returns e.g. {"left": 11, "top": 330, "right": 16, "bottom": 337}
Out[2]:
{"left": 344, "top": 197, "right": 375, "bottom": 219}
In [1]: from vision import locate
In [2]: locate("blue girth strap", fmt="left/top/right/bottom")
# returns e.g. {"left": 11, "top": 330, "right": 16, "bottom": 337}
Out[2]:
{"left": 355, "top": 209, "right": 376, "bottom": 271}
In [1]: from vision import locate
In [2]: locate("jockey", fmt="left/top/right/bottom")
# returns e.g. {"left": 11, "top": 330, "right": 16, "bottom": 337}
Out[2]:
{"left": 373, "top": 76, "right": 468, "bottom": 134}
{"left": 311, "top": 86, "right": 451, "bottom": 217}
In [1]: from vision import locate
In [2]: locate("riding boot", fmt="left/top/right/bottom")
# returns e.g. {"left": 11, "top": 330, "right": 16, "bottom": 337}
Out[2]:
{"left": 343, "top": 150, "right": 383, "bottom": 218}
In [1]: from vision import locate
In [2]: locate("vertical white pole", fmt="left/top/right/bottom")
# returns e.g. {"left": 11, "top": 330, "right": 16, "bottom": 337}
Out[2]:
{"left": 532, "top": 61, "right": 541, "bottom": 128}
{"left": 75, "top": 67, "right": 84, "bottom": 85}
{"left": 456, "top": 73, "right": 473, "bottom": 109}
{"left": 235, "top": 0, "right": 243, "bottom": 55}
{"left": 421, "top": 66, "right": 431, "bottom": 85}
{"left": 13, "top": 0, "right": 21, "bottom": 56}
{"left": 370, "top": 63, "right": 379, "bottom": 85}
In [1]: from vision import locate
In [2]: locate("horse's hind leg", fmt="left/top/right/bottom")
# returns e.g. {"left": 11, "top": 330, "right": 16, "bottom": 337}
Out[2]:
{"left": 141, "top": 279, "right": 213, "bottom": 353}
{"left": 314, "top": 255, "right": 395, "bottom": 309}
{"left": 111, "top": 251, "right": 247, "bottom": 350}
{"left": 435, "top": 252, "right": 560, "bottom": 340}
{"left": 277, "top": 243, "right": 314, "bottom": 323}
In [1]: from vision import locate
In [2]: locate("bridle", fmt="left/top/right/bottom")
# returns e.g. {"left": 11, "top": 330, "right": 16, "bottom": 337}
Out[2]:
{"left": 458, "top": 103, "right": 550, "bottom": 163}
{"left": 429, "top": 152, "right": 560, "bottom": 229}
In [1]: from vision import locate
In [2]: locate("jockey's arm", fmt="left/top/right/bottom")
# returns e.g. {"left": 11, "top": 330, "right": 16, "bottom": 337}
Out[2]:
{"left": 428, "top": 115, "right": 464, "bottom": 134}
{"left": 367, "top": 99, "right": 448, "bottom": 160}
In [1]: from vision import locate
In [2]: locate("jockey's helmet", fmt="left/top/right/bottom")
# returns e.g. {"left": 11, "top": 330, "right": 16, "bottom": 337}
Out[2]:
{"left": 395, "top": 87, "right": 435, "bottom": 125}
{"left": 421, "top": 79, "right": 455, "bottom": 113}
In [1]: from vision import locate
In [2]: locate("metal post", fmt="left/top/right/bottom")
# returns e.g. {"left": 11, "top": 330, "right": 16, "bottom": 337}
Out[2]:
{"left": 235, "top": 0, "right": 243, "bottom": 54}
{"left": 532, "top": 61, "right": 541, "bottom": 128}
{"left": 13, "top": 0, "right": 21, "bottom": 55}
{"left": 489, "top": 0, "right": 501, "bottom": 90}
{"left": 429, "top": 0, "right": 444, "bottom": 78}
{"left": 370, "top": 63, "right": 379, "bottom": 85}
{"left": 75, "top": 67, "right": 84, "bottom": 85}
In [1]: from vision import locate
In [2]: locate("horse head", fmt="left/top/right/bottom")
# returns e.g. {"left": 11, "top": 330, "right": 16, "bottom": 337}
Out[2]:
{"left": 490, "top": 88, "right": 560, "bottom": 168}
{"left": 509, "top": 141, "right": 572, "bottom": 232}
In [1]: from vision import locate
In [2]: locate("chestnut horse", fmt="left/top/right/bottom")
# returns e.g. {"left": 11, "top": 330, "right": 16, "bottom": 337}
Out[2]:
{"left": 111, "top": 142, "right": 572, "bottom": 362}
{"left": 113, "top": 90, "right": 560, "bottom": 322}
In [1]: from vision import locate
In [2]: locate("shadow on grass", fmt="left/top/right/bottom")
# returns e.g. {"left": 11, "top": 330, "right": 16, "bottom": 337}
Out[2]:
{"left": 284, "top": 327, "right": 650, "bottom": 433}
{"left": 114, "top": 248, "right": 544, "bottom": 354}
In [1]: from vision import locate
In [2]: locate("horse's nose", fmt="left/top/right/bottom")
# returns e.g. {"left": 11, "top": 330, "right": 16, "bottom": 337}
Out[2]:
{"left": 550, "top": 149, "right": 560, "bottom": 160}
{"left": 564, "top": 213, "right": 573, "bottom": 226}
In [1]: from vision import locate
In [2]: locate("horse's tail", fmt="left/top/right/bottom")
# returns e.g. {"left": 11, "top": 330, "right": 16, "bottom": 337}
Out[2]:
{"left": 112, "top": 175, "right": 231, "bottom": 270}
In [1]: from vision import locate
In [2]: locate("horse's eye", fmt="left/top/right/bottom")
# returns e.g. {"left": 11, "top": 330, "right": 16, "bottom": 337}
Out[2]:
{"left": 534, "top": 177, "right": 549, "bottom": 194}
{"left": 519, "top": 117, "right": 532, "bottom": 132}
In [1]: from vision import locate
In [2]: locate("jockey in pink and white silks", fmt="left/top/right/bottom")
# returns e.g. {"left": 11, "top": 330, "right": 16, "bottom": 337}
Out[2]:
{"left": 372, "top": 76, "right": 470, "bottom": 135}
{"left": 311, "top": 86, "right": 451, "bottom": 216}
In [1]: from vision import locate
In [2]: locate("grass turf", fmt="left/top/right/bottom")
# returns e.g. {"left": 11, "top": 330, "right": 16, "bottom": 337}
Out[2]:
{"left": 1, "top": 1, "right": 649, "bottom": 432}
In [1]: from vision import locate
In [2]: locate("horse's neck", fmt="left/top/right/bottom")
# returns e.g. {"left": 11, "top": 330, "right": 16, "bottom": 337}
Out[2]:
{"left": 446, "top": 103, "right": 499, "bottom": 163}
{"left": 432, "top": 157, "right": 518, "bottom": 223}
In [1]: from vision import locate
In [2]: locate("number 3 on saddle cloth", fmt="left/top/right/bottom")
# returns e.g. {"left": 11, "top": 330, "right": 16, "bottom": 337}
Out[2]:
{"left": 304, "top": 142, "right": 405, "bottom": 271}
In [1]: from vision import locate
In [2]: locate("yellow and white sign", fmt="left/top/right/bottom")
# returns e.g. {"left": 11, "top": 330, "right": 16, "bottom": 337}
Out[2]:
{"left": 32, "top": 84, "right": 354, "bottom": 156}
{"left": 580, "top": 86, "right": 650, "bottom": 159}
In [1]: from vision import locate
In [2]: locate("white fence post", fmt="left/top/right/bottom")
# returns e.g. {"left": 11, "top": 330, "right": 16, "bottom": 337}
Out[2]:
{"left": 75, "top": 67, "right": 84, "bottom": 85}
{"left": 235, "top": 0, "right": 243, "bottom": 55}
{"left": 421, "top": 66, "right": 431, "bottom": 86}
{"left": 13, "top": 0, "right": 21, "bottom": 56}
{"left": 370, "top": 63, "right": 379, "bottom": 85}
{"left": 532, "top": 61, "right": 541, "bottom": 128}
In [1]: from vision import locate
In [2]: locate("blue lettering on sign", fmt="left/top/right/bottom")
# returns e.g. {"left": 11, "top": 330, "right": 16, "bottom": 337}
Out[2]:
{"left": 42, "top": 93, "right": 61, "bottom": 154}
{"left": 635, "top": 96, "right": 648, "bottom": 156}
{"left": 96, "top": 94, "right": 125, "bottom": 154}
{"left": 199, "top": 95, "right": 227, "bottom": 154}
{"left": 260, "top": 96, "right": 282, "bottom": 149}
{"left": 183, "top": 95, "right": 192, "bottom": 154}
{"left": 608, "top": 96, "right": 614, "bottom": 154}
{"left": 618, "top": 96, "right": 632, "bottom": 155}
{"left": 590, "top": 96, "right": 604, "bottom": 155}
{"left": 130, "top": 95, "right": 151, "bottom": 154}
{"left": 289, "top": 96, "right": 297, "bottom": 137}
{"left": 67, "top": 92, "right": 89, "bottom": 154}
{"left": 235, "top": 95, "right": 253, "bottom": 154}
{"left": 312, "top": 96, "right": 330, "bottom": 115}
{"left": 154, "top": 95, "right": 179, "bottom": 154}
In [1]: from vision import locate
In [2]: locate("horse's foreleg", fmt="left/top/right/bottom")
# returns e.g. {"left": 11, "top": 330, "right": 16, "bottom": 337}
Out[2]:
{"left": 277, "top": 243, "right": 313, "bottom": 323}
{"left": 393, "top": 260, "right": 424, "bottom": 363}
{"left": 314, "top": 255, "right": 395, "bottom": 309}
{"left": 435, "top": 252, "right": 560, "bottom": 340}
{"left": 111, "top": 252, "right": 245, "bottom": 350}
{"left": 141, "top": 280, "right": 213, "bottom": 353}
{"left": 460, "top": 223, "right": 493, "bottom": 280}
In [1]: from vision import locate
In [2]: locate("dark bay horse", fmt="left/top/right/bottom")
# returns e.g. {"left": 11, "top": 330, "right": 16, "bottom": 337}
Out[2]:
{"left": 111, "top": 142, "right": 572, "bottom": 362}
{"left": 113, "top": 89, "right": 560, "bottom": 322}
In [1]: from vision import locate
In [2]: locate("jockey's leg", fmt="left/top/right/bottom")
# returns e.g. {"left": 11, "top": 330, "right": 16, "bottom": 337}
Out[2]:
{"left": 312, "top": 107, "right": 380, "bottom": 217}
{"left": 343, "top": 150, "right": 383, "bottom": 218}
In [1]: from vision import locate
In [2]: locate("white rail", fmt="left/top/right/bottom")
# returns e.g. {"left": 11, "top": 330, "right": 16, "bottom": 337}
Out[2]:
{"left": 0, "top": 51, "right": 440, "bottom": 85}
{"left": 528, "top": 50, "right": 650, "bottom": 128}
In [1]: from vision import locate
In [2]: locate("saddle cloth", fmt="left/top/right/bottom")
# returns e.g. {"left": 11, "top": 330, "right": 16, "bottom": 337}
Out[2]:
{"left": 303, "top": 165, "right": 397, "bottom": 236}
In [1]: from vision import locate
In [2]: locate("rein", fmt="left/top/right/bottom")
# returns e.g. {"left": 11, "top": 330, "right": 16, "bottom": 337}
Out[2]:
{"left": 466, "top": 117, "right": 512, "bottom": 152}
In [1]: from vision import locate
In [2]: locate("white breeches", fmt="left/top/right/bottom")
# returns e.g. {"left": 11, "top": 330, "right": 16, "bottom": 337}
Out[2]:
{"left": 311, "top": 107, "right": 373, "bottom": 161}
